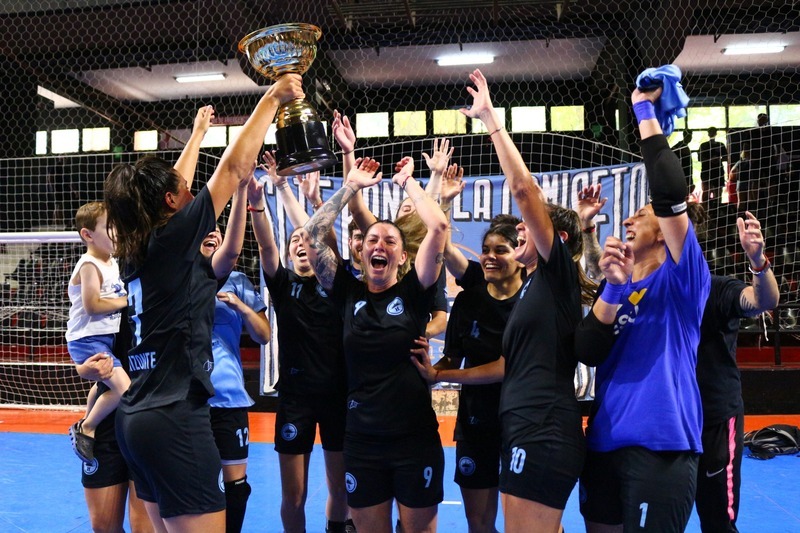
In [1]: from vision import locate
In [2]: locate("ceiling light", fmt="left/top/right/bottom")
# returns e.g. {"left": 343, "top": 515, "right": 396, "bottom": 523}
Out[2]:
{"left": 437, "top": 54, "right": 495, "bottom": 67}
{"left": 174, "top": 73, "right": 227, "bottom": 83}
{"left": 722, "top": 44, "right": 785, "bottom": 55}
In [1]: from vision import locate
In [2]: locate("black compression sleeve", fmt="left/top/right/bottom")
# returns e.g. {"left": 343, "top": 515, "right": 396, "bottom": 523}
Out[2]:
{"left": 574, "top": 309, "right": 617, "bottom": 367}
{"left": 640, "top": 135, "right": 688, "bottom": 217}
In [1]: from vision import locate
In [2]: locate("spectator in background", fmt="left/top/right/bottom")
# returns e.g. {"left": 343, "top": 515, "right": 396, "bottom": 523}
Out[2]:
{"left": 672, "top": 130, "right": 694, "bottom": 192}
{"left": 699, "top": 127, "right": 728, "bottom": 212}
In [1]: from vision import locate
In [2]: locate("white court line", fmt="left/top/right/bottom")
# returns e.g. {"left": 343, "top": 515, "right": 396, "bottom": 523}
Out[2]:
{"left": 441, "top": 501, "right": 462, "bottom": 505}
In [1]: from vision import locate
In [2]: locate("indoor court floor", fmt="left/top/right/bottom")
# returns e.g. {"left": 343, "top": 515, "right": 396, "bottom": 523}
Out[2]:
{"left": 1, "top": 410, "right": 799, "bottom": 532}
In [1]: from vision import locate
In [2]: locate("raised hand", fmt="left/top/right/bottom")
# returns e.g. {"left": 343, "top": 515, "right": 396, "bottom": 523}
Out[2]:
{"left": 246, "top": 171, "right": 266, "bottom": 207}
{"left": 422, "top": 138, "right": 454, "bottom": 175}
{"left": 440, "top": 163, "right": 465, "bottom": 202}
{"left": 259, "top": 150, "right": 285, "bottom": 187}
{"left": 737, "top": 211, "right": 766, "bottom": 265}
{"left": 216, "top": 291, "right": 245, "bottom": 311}
{"left": 268, "top": 73, "right": 305, "bottom": 105}
{"left": 577, "top": 184, "right": 608, "bottom": 227}
{"left": 332, "top": 110, "right": 356, "bottom": 153}
{"left": 394, "top": 156, "right": 414, "bottom": 179}
{"left": 347, "top": 157, "right": 382, "bottom": 189}
{"left": 299, "top": 171, "right": 322, "bottom": 205}
{"left": 458, "top": 69, "right": 494, "bottom": 120}
{"left": 599, "top": 236, "right": 634, "bottom": 286}
{"left": 192, "top": 105, "right": 215, "bottom": 136}
{"left": 631, "top": 86, "right": 663, "bottom": 105}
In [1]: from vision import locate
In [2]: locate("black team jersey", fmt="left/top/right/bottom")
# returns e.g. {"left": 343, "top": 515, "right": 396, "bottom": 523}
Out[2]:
{"left": 445, "top": 282, "right": 520, "bottom": 440}
{"left": 264, "top": 262, "right": 345, "bottom": 396}
{"left": 332, "top": 265, "right": 438, "bottom": 437}
{"left": 121, "top": 187, "right": 217, "bottom": 413}
{"left": 696, "top": 275, "right": 748, "bottom": 423}
{"left": 500, "top": 233, "right": 582, "bottom": 436}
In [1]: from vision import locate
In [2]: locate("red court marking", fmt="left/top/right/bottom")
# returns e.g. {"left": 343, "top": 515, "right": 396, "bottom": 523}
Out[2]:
{"left": 2, "top": 408, "right": 798, "bottom": 444}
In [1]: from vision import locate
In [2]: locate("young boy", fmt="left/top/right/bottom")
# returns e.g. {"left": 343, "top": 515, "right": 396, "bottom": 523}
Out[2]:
{"left": 66, "top": 201, "right": 129, "bottom": 463}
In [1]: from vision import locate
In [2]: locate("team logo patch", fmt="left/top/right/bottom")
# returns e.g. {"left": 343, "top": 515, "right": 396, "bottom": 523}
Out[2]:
{"left": 203, "top": 360, "right": 214, "bottom": 373}
{"left": 82, "top": 458, "right": 99, "bottom": 476}
{"left": 280, "top": 423, "right": 298, "bottom": 441}
{"left": 219, "top": 469, "right": 225, "bottom": 492}
{"left": 458, "top": 456, "right": 476, "bottom": 476}
{"left": 628, "top": 288, "right": 647, "bottom": 305}
{"left": 347, "top": 400, "right": 360, "bottom": 410}
{"left": 386, "top": 297, "right": 404, "bottom": 316}
{"left": 345, "top": 472, "right": 357, "bottom": 493}
{"left": 316, "top": 284, "right": 329, "bottom": 298}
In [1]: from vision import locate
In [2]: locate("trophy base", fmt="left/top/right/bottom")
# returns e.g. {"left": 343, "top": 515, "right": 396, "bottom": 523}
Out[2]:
{"left": 275, "top": 121, "right": 338, "bottom": 176}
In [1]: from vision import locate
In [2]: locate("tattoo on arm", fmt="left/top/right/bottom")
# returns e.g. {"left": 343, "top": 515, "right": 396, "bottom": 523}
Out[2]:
{"left": 435, "top": 253, "right": 445, "bottom": 264}
{"left": 311, "top": 243, "right": 338, "bottom": 290}
{"left": 739, "top": 289, "right": 761, "bottom": 317}
{"left": 304, "top": 185, "right": 357, "bottom": 243}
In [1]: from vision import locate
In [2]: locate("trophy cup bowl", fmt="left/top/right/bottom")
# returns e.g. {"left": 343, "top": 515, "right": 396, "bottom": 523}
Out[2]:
{"left": 239, "top": 23, "right": 337, "bottom": 176}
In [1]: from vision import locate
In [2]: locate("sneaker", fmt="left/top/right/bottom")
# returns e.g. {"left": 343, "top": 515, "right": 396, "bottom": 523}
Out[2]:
{"left": 69, "top": 419, "right": 95, "bottom": 463}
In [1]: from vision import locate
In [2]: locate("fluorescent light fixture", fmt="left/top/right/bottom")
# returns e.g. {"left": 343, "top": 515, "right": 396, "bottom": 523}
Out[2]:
{"left": 723, "top": 44, "right": 785, "bottom": 55}
{"left": 437, "top": 53, "right": 494, "bottom": 67}
{"left": 174, "top": 73, "right": 227, "bottom": 83}
{"left": 37, "top": 86, "right": 80, "bottom": 108}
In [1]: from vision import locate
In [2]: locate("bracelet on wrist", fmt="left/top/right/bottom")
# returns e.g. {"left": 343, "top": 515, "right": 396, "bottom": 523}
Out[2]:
{"left": 342, "top": 149, "right": 354, "bottom": 155}
{"left": 312, "top": 201, "right": 323, "bottom": 210}
{"left": 247, "top": 205, "right": 265, "bottom": 213}
{"left": 488, "top": 126, "right": 503, "bottom": 137}
{"left": 749, "top": 257, "right": 771, "bottom": 276}
{"left": 276, "top": 181, "right": 289, "bottom": 190}
{"left": 400, "top": 175, "right": 412, "bottom": 189}
{"left": 582, "top": 226, "right": 596, "bottom": 234}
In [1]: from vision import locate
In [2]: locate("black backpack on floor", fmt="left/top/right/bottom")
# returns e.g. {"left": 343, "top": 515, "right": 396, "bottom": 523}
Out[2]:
{"left": 744, "top": 424, "right": 800, "bottom": 460}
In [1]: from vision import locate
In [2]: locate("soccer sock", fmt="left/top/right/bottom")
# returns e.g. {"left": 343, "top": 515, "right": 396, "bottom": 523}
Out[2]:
{"left": 224, "top": 476, "right": 251, "bottom": 533}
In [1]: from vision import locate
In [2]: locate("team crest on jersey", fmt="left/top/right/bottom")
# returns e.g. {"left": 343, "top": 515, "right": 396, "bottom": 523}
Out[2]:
{"left": 345, "top": 472, "right": 357, "bottom": 493}
{"left": 203, "top": 360, "right": 214, "bottom": 373}
{"left": 354, "top": 300, "right": 367, "bottom": 316}
{"left": 347, "top": 399, "right": 360, "bottom": 410}
{"left": 218, "top": 469, "right": 225, "bottom": 492}
{"left": 82, "top": 458, "right": 99, "bottom": 476}
{"left": 386, "top": 297, "right": 404, "bottom": 316}
{"left": 458, "top": 456, "right": 476, "bottom": 476}
{"left": 280, "top": 423, "right": 298, "bottom": 441}
{"left": 316, "top": 284, "right": 329, "bottom": 298}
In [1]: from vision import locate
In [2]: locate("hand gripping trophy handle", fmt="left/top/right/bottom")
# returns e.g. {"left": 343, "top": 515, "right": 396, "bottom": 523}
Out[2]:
{"left": 239, "top": 23, "right": 337, "bottom": 176}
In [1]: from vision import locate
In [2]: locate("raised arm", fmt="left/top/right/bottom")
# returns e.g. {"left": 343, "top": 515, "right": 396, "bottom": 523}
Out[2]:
{"left": 459, "top": 69, "right": 555, "bottom": 261}
{"left": 393, "top": 159, "right": 449, "bottom": 289}
{"left": 737, "top": 212, "right": 779, "bottom": 315}
{"left": 302, "top": 158, "right": 382, "bottom": 290}
{"left": 211, "top": 176, "right": 251, "bottom": 279}
{"left": 577, "top": 183, "right": 607, "bottom": 280}
{"left": 207, "top": 75, "right": 304, "bottom": 218}
{"left": 333, "top": 110, "right": 378, "bottom": 231}
{"left": 246, "top": 176, "right": 280, "bottom": 278}
{"left": 173, "top": 105, "right": 214, "bottom": 190}
{"left": 422, "top": 138, "right": 454, "bottom": 201}
{"left": 439, "top": 163, "right": 469, "bottom": 279}
{"left": 262, "top": 150, "right": 309, "bottom": 227}
{"left": 632, "top": 87, "right": 690, "bottom": 262}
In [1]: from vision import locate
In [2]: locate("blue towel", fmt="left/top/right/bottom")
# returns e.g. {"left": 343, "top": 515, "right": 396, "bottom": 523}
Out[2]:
{"left": 635, "top": 65, "right": 690, "bottom": 136}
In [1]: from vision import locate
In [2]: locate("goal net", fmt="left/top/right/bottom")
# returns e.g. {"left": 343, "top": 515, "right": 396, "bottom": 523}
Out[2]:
{"left": 2, "top": 1, "right": 799, "bottom": 407}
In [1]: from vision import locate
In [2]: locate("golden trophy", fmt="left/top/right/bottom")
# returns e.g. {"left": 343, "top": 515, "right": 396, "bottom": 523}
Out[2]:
{"left": 239, "top": 23, "right": 337, "bottom": 175}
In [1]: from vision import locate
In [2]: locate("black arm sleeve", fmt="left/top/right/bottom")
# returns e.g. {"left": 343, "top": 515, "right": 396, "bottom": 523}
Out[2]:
{"left": 640, "top": 135, "right": 689, "bottom": 217}
{"left": 574, "top": 309, "right": 617, "bottom": 367}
